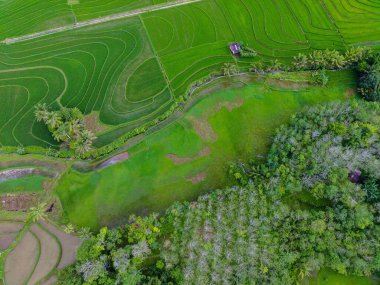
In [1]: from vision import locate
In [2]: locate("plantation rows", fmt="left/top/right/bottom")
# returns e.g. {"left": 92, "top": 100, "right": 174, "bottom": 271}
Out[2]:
{"left": 163, "top": 187, "right": 263, "bottom": 284}
{"left": 0, "top": 0, "right": 379, "bottom": 147}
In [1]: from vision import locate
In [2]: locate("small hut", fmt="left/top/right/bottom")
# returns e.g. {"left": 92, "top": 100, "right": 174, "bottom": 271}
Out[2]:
{"left": 348, "top": 169, "right": 362, "bottom": 183}
{"left": 229, "top": 43, "right": 241, "bottom": 55}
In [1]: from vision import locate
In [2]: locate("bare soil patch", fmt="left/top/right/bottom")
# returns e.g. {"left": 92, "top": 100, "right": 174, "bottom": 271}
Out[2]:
{"left": 0, "top": 158, "right": 66, "bottom": 172}
{"left": 84, "top": 112, "right": 108, "bottom": 134}
{"left": 5, "top": 231, "right": 39, "bottom": 285}
{"left": 345, "top": 88, "right": 355, "bottom": 97}
{"left": 188, "top": 96, "right": 244, "bottom": 142}
{"left": 167, "top": 147, "right": 210, "bottom": 165}
{"left": 0, "top": 222, "right": 23, "bottom": 232}
{"left": 187, "top": 172, "right": 207, "bottom": 184}
{"left": 28, "top": 224, "right": 61, "bottom": 285}
{"left": 0, "top": 193, "right": 39, "bottom": 211}
{"left": 41, "top": 276, "right": 57, "bottom": 285}
{"left": 39, "top": 220, "right": 81, "bottom": 268}
{"left": 188, "top": 117, "right": 218, "bottom": 142}
{"left": 0, "top": 233, "right": 17, "bottom": 250}
{"left": 266, "top": 78, "right": 309, "bottom": 90}
{"left": 213, "top": 96, "right": 244, "bottom": 112}
{"left": 97, "top": 152, "right": 129, "bottom": 169}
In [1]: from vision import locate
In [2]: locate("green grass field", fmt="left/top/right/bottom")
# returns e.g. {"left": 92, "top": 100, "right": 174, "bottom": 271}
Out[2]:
{"left": 0, "top": 176, "right": 46, "bottom": 193}
{"left": 307, "top": 269, "right": 377, "bottom": 285}
{"left": 55, "top": 71, "right": 355, "bottom": 228}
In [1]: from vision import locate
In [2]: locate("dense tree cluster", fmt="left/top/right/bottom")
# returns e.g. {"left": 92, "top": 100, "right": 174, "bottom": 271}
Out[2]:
{"left": 292, "top": 47, "right": 371, "bottom": 71}
{"left": 34, "top": 104, "right": 96, "bottom": 154}
{"left": 357, "top": 53, "right": 380, "bottom": 101}
{"left": 60, "top": 101, "right": 379, "bottom": 284}
{"left": 58, "top": 214, "right": 170, "bottom": 284}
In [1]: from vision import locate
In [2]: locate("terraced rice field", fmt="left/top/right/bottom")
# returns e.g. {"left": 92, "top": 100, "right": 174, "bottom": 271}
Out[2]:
{"left": 1, "top": 219, "right": 80, "bottom": 285}
{"left": 0, "top": 17, "right": 172, "bottom": 147}
{"left": 0, "top": 0, "right": 378, "bottom": 149}
{"left": 323, "top": 0, "right": 380, "bottom": 45}
{"left": 56, "top": 71, "right": 356, "bottom": 228}
{"left": 0, "top": 0, "right": 177, "bottom": 40}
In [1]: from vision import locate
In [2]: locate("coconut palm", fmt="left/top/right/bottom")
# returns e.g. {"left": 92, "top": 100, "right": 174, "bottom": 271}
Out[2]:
{"left": 293, "top": 53, "right": 308, "bottom": 70}
{"left": 74, "top": 130, "right": 96, "bottom": 154}
{"left": 222, "top": 63, "right": 238, "bottom": 77}
{"left": 53, "top": 124, "right": 69, "bottom": 142}
{"left": 28, "top": 202, "right": 47, "bottom": 223}
{"left": 70, "top": 107, "right": 84, "bottom": 121}
{"left": 34, "top": 103, "right": 50, "bottom": 123}
{"left": 46, "top": 111, "right": 63, "bottom": 129}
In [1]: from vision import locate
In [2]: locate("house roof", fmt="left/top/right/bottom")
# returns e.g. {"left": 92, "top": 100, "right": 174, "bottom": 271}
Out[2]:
{"left": 229, "top": 43, "right": 241, "bottom": 54}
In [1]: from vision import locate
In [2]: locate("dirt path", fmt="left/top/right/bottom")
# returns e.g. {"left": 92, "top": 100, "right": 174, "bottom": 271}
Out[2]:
{"left": 1, "top": 0, "right": 203, "bottom": 45}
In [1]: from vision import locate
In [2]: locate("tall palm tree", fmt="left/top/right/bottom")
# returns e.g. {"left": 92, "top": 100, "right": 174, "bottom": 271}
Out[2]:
{"left": 75, "top": 130, "right": 96, "bottom": 154}
{"left": 34, "top": 103, "right": 49, "bottom": 123}
{"left": 28, "top": 202, "right": 47, "bottom": 223}
{"left": 70, "top": 107, "right": 84, "bottom": 121}
{"left": 222, "top": 63, "right": 238, "bottom": 77}
{"left": 53, "top": 124, "right": 69, "bottom": 142}
{"left": 46, "top": 112, "right": 63, "bottom": 129}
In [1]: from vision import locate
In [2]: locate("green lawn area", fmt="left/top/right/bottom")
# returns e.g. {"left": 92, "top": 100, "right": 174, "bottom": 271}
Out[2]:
{"left": 55, "top": 70, "right": 355, "bottom": 229}
{"left": 306, "top": 269, "right": 378, "bottom": 285}
{"left": 0, "top": 176, "right": 45, "bottom": 193}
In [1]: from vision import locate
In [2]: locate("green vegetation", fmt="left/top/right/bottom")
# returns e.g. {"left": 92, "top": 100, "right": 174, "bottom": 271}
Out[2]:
{"left": 56, "top": 71, "right": 353, "bottom": 229}
{"left": 1, "top": 1, "right": 380, "bottom": 284}
{"left": 0, "top": 17, "right": 172, "bottom": 148}
{"left": 58, "top": 101, "right": 380, "bottom": 284}
{"left": 0, "top": 176, "right": 46, "bottom": 193}
{"left": 357, "top": 53, "right": 380, "bottom": 101}
{"left": 34, "top": 104, "right": 96, "bottom": 155}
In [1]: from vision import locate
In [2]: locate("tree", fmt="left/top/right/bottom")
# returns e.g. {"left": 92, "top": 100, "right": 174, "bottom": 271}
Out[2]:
{"left": 358, "top": 60, "right": 380, "bottom": 101}
{"left": 311, "top": 69, "right": 329, "bottom": 86}
{"left": 46, "top": 111, "right": 63, "bottom": 129}
{"left": 28, "top": 202, "right": 47, "bottom": 223}
{"left": 293, "top": 53, "right": 308, "bottom": 70}
{"left": 222, "top": 63, "right": 238, "bottom": 77}
{"left": 74, "top": 130, "right": 96, "bottom": 155}
{"left": 34, "top": 103, "right": 50, "bottom": 123}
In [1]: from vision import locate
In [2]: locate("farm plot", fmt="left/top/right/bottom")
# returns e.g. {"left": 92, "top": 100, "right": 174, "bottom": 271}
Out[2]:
{"left": 56, "top": 71, "right": 355, "bottom": 229}
{"left": 142, "top": 0, "right": 347, "bottom": 98}
{"left": 3, "top": 220, "right": 80, "bottom": 285}
{"left": 0, "top": 17, "right": 172, "bottom": 148}
{"left": 323, "top": 0, "right": 380, "bottom": 45}
{"left": 0, "top": 0, "right": 74, "bottom": 41}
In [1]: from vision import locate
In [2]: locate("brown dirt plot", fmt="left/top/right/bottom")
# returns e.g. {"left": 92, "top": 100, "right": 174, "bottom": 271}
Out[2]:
{"left": 167, "top": 147, "right": 210, "bottom": 165}
{"left": 27, "top": 224, "right": 61, "bottom": 285}
{"left": 5, "top": 231, "right": 39, "bottom": 285}
{"left": 39, "top": 220, "right": 81, "bottom": 268}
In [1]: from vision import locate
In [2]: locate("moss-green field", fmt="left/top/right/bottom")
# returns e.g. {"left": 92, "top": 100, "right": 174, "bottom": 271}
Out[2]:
{"left": 55, "top": 71, "right": 355, "bottom": 228}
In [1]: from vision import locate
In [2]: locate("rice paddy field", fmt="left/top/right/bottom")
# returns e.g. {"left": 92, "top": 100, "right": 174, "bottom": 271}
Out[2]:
{"left": 0, "top": 0, "right": 379, "bottom": 148}
{"left": 0, "top": 212, "right": 80, "bottom": 285}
